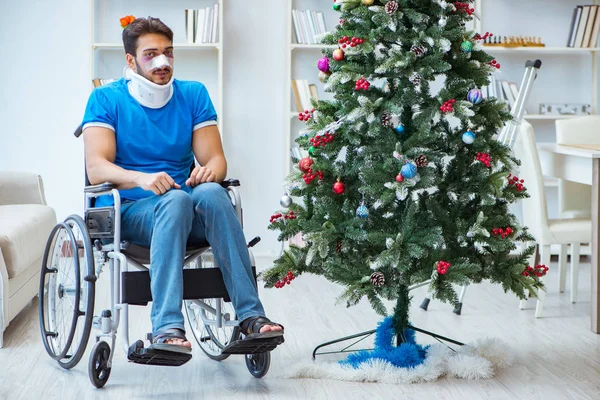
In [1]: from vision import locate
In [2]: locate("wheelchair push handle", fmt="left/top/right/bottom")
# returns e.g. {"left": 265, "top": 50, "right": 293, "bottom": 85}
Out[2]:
{"left": 247, "top": 236, "right": 261, "bottom": 248}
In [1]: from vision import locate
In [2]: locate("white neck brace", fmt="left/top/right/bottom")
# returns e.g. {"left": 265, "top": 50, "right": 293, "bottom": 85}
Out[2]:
{"left": 124, "top": 66, "right": 174, "bottom": 109}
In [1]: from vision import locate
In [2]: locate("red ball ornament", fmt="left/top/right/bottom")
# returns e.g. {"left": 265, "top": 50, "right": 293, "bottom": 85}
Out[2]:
{"left": 333, "top": 179, "right": 345, "bottom": 194}
{"left": 299, "top": 157, "right": 314, "bottom": 173}
{"left": 333, "top": 48, "right": 345, "bottom": 61}
{"left": 396, "top": 174, "right": 404, "bottom": 182}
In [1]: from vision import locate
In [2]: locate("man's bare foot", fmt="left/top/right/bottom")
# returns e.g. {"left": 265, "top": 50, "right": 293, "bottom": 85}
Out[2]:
{"left": 241, "top": 316, "right": 284, "bottom": 335}
{"left": 163, "top": 338, "right": 192, "bottom": 348}
{"left": 153, "top": 328, "right": 192, "bottom": 349}
{"left": 259, "top": 324, "right": 284, "bottom": 334}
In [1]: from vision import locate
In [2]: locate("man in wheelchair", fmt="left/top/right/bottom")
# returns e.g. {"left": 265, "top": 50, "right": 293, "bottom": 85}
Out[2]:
{"left": 81, "top": 17, "right": 283, "bottom": 354}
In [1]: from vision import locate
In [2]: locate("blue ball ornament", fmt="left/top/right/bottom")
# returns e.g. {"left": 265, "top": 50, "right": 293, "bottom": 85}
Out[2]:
{"left": 356, "top": 204, "right": 369, "bottom": 219}
{"left": 461, "top": 41, "right": 473, "bottom": 53}
{"left": 462, "top": 131, "right": 476, "bottom": 144}
{"left": 401, "top": 162, "right": 418, "bottom": 179}
{"left": 395, "top": 124, "right": 405, "bottom": 134}
{"left": 467, "top": 88, "right": 483, "bottom": 104}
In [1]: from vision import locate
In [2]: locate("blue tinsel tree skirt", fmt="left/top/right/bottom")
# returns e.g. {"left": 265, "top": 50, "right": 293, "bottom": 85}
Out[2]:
{"left": 283, "top": 317, "right": 514, "bottom": 384}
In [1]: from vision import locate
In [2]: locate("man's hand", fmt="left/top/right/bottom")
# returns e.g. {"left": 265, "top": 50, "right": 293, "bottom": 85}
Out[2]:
{"left": 136, "top": 172, "right": 181, "bottom": 195}
{"left": 186, "top": 166, "right": 216, "bottom": 187}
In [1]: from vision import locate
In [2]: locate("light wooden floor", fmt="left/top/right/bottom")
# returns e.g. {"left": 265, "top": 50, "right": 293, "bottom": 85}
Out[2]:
{"left": 1, "top": 257, "right": 600, "bottom": 400}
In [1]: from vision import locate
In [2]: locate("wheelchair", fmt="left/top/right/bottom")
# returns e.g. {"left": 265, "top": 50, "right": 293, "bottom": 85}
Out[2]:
{"left": 38, "top": 129, "right": 275, "bottom": 388}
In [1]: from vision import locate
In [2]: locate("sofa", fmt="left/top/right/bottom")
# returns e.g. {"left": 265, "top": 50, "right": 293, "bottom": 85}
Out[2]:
{"left": 0, "top": 171, "right": 56, "bottom": 347}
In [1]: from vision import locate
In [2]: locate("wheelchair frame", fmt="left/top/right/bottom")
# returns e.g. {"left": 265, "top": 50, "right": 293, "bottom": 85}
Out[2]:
{"left": 39, "top": 179, "right": 271, "bottom": 388}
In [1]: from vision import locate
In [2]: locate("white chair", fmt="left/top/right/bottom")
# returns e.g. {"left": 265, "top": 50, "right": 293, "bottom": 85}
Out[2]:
{"left": 555, "top": 117, "right": 600, "bottom": 301}
{"left": 514, "top": 121, "right": 592, "bottom": 317}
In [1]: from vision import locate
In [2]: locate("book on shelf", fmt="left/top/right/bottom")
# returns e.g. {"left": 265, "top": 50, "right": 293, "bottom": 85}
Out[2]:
{"left": 211, "top": 3, "right": 219, "bottom": 43}
{"left": 92, "top": 78, "right": 116, "bottom": 88}
{"left": 583, "top": 5, "right": 598, "bottom": 47}
{"left": 188, "top": 5, "right": 219, "bottom": 44}
{"left": 292, "top": 9, "right": 328, "bottom": 44}
{"left": 589, "top": 6, "right": 600, "bottom": 47}
{"left": 186, "top": 9, "right": 195, "bottom": 44}
{"left": 568, "top": 5, "right": 600, "bottom": 48}
{"left": 291, "top": 79, "right": 318, "bottom": 112}
{"left": 567, "top": 6, "right": 583, "bottom": 47}
{"left": 203, "top": 7, "right": 212, "bottom": 43}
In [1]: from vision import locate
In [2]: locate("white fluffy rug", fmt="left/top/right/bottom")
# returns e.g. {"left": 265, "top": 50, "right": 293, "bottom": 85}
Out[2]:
{"left": 284, "top": 338, "right": 513, "bottom": 384}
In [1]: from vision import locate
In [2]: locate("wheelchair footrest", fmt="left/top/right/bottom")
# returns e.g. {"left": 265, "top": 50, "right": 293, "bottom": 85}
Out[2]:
{"left": 221, "top": 333, "right": 284, "bottom": 355}
{"left": 127, "top": 340, "right": 192, "bottom": 367}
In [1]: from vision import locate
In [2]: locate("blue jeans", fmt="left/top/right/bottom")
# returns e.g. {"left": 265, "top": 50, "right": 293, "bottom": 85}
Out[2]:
{"left": 120, "top": 183, "right": 265, "bottom": 336}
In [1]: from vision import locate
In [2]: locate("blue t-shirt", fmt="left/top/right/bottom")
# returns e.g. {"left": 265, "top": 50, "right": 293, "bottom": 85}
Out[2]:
{"left": 82, "top": 78, "right": 217, "bottom": 207}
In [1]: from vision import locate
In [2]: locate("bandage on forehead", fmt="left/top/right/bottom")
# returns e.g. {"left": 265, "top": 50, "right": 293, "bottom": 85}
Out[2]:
{"left": 140, "top": 54, "right": 173, "bottom": 73}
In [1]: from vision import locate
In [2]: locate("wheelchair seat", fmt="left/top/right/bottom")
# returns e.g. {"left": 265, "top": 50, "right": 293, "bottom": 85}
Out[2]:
{"left": 121, "top": 242, "right": 209, "bottom": 265}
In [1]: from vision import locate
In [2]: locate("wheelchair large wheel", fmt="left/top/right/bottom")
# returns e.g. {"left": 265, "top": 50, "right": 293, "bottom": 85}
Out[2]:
{"left": 245, "top": 352, "right": 271, "bottom": 378}
{"left": 184, "top": 251, "right": 240, "bottom": 361}
{"left": 39, "top": 215, "right": 95, "bottom": 369}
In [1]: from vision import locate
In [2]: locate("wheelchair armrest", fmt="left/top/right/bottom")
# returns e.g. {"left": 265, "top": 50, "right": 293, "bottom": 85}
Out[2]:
{"left": 85, "top": 180, "right": 236, "bottom": 193}
{"left": 220, "top": 178, "right": 240, "bottom": 188}
{"left": 84, "top": 182, "right": 116, "bottom": 193}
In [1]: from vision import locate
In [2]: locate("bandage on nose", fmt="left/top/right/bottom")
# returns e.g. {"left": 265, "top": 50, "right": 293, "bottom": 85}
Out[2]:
{"left": 141, "top": 54, "right": 173, "bottom": 73}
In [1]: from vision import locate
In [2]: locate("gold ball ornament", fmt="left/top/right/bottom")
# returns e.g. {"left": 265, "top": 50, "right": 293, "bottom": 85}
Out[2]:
{"left": 333, "top": 48, "right": 345, "bottom": 61}
{"left": 318, "top": 71, "right": 331, "bottom": 82}
{"left": 362, "top": 0, "right": 375, "bottom": 5}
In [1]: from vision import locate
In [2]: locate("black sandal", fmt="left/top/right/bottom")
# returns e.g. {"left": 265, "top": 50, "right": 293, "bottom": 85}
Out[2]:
{"left": 240, "top": 316, "right": 285, "bottom": 339}
{"left": 127, "top": 328, "right": 193, "bottom": 366}
{"left": 221, "top": 316, "right": 285, "bottom": 355}
{"left": 150, "top": 328, "right": 192, "bottom": 354}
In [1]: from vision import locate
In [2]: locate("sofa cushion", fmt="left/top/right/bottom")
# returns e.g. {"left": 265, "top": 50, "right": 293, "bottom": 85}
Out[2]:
{"left": 0, "top": 205, "right": 56, "bottom": 279}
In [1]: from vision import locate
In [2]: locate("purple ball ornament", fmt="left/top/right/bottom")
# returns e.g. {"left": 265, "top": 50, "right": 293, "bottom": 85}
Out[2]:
{"left": 317, "top": 56, "right": 330, "bottom": 73}
{"left": 467, "top": 88, "right": 483, "bottom": 105}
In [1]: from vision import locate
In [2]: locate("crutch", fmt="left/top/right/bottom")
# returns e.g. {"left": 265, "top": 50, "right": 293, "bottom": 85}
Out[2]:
{"left": 497, "top": 59, "right": 542, "bottom": 149}
{"left": 419, "top": 285, "right": 468, "bottom": 315}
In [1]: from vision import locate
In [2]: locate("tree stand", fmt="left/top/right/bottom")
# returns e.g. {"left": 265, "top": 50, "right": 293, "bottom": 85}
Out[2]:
{"left": 312, "top": 285, "right": 464, "bottom": 360}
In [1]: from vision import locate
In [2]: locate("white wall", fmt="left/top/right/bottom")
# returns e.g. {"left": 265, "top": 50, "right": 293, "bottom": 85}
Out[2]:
{"left": 0, "top": 0, "right": 592, "bottom": 255}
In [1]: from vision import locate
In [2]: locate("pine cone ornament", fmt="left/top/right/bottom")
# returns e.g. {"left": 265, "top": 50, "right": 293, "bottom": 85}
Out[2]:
{"left": 415, "top": 154, "right": 428, "bottom": 167}
{"left": 385, "top": 1, "right": 399, "bottom": 15}
{"left": 381, "top": 112, "right": 393, "bottom": 127}
{"left": 409, "top": 72, "right": 422, "bottom": 85}
{"left": 370, "top": 271, "right": 385, "bottom": 287}
{"left": 411, "top": 44, "right": 427, "bottom": 57}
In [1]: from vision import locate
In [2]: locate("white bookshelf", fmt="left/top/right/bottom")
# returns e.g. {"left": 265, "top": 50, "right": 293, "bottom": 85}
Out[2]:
{"left": 284, "top": 1, "right": 341, "bottom": 176}
{"left": 290, "top": 44, "right": 338, "bottom": 50}
{"left": 524, "top": 114, "right": 584, "bottom": 120}
{"left": 484, "top": 46, "right": 600, "bottom": 54}
{"left": 480, "top": 0, "right": 600, "bottom": 192}
{"left": 90, "top": 0, "right": 224, "bottom": 135}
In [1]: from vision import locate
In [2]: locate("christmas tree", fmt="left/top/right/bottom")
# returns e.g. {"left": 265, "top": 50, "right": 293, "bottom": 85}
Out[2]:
{"left": 264, "top": 0, "right": 545, "bottom": 343}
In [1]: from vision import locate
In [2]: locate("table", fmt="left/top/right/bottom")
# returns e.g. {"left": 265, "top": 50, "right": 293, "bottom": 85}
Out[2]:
{"left": 538, "top": 143, "right": 600, "bottom": 333}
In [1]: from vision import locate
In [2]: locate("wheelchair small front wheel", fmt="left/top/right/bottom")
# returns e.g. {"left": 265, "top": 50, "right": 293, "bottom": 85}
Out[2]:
{"left": 89, "top": 341, "right": 111, "bottom": 388}
{"left": 245, "top": 352, "right": 270, "bottom": 378}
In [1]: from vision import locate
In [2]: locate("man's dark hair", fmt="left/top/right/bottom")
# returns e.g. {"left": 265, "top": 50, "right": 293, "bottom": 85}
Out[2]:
{"left": 122, "top": 17, "right": 173, "bottom": 56}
